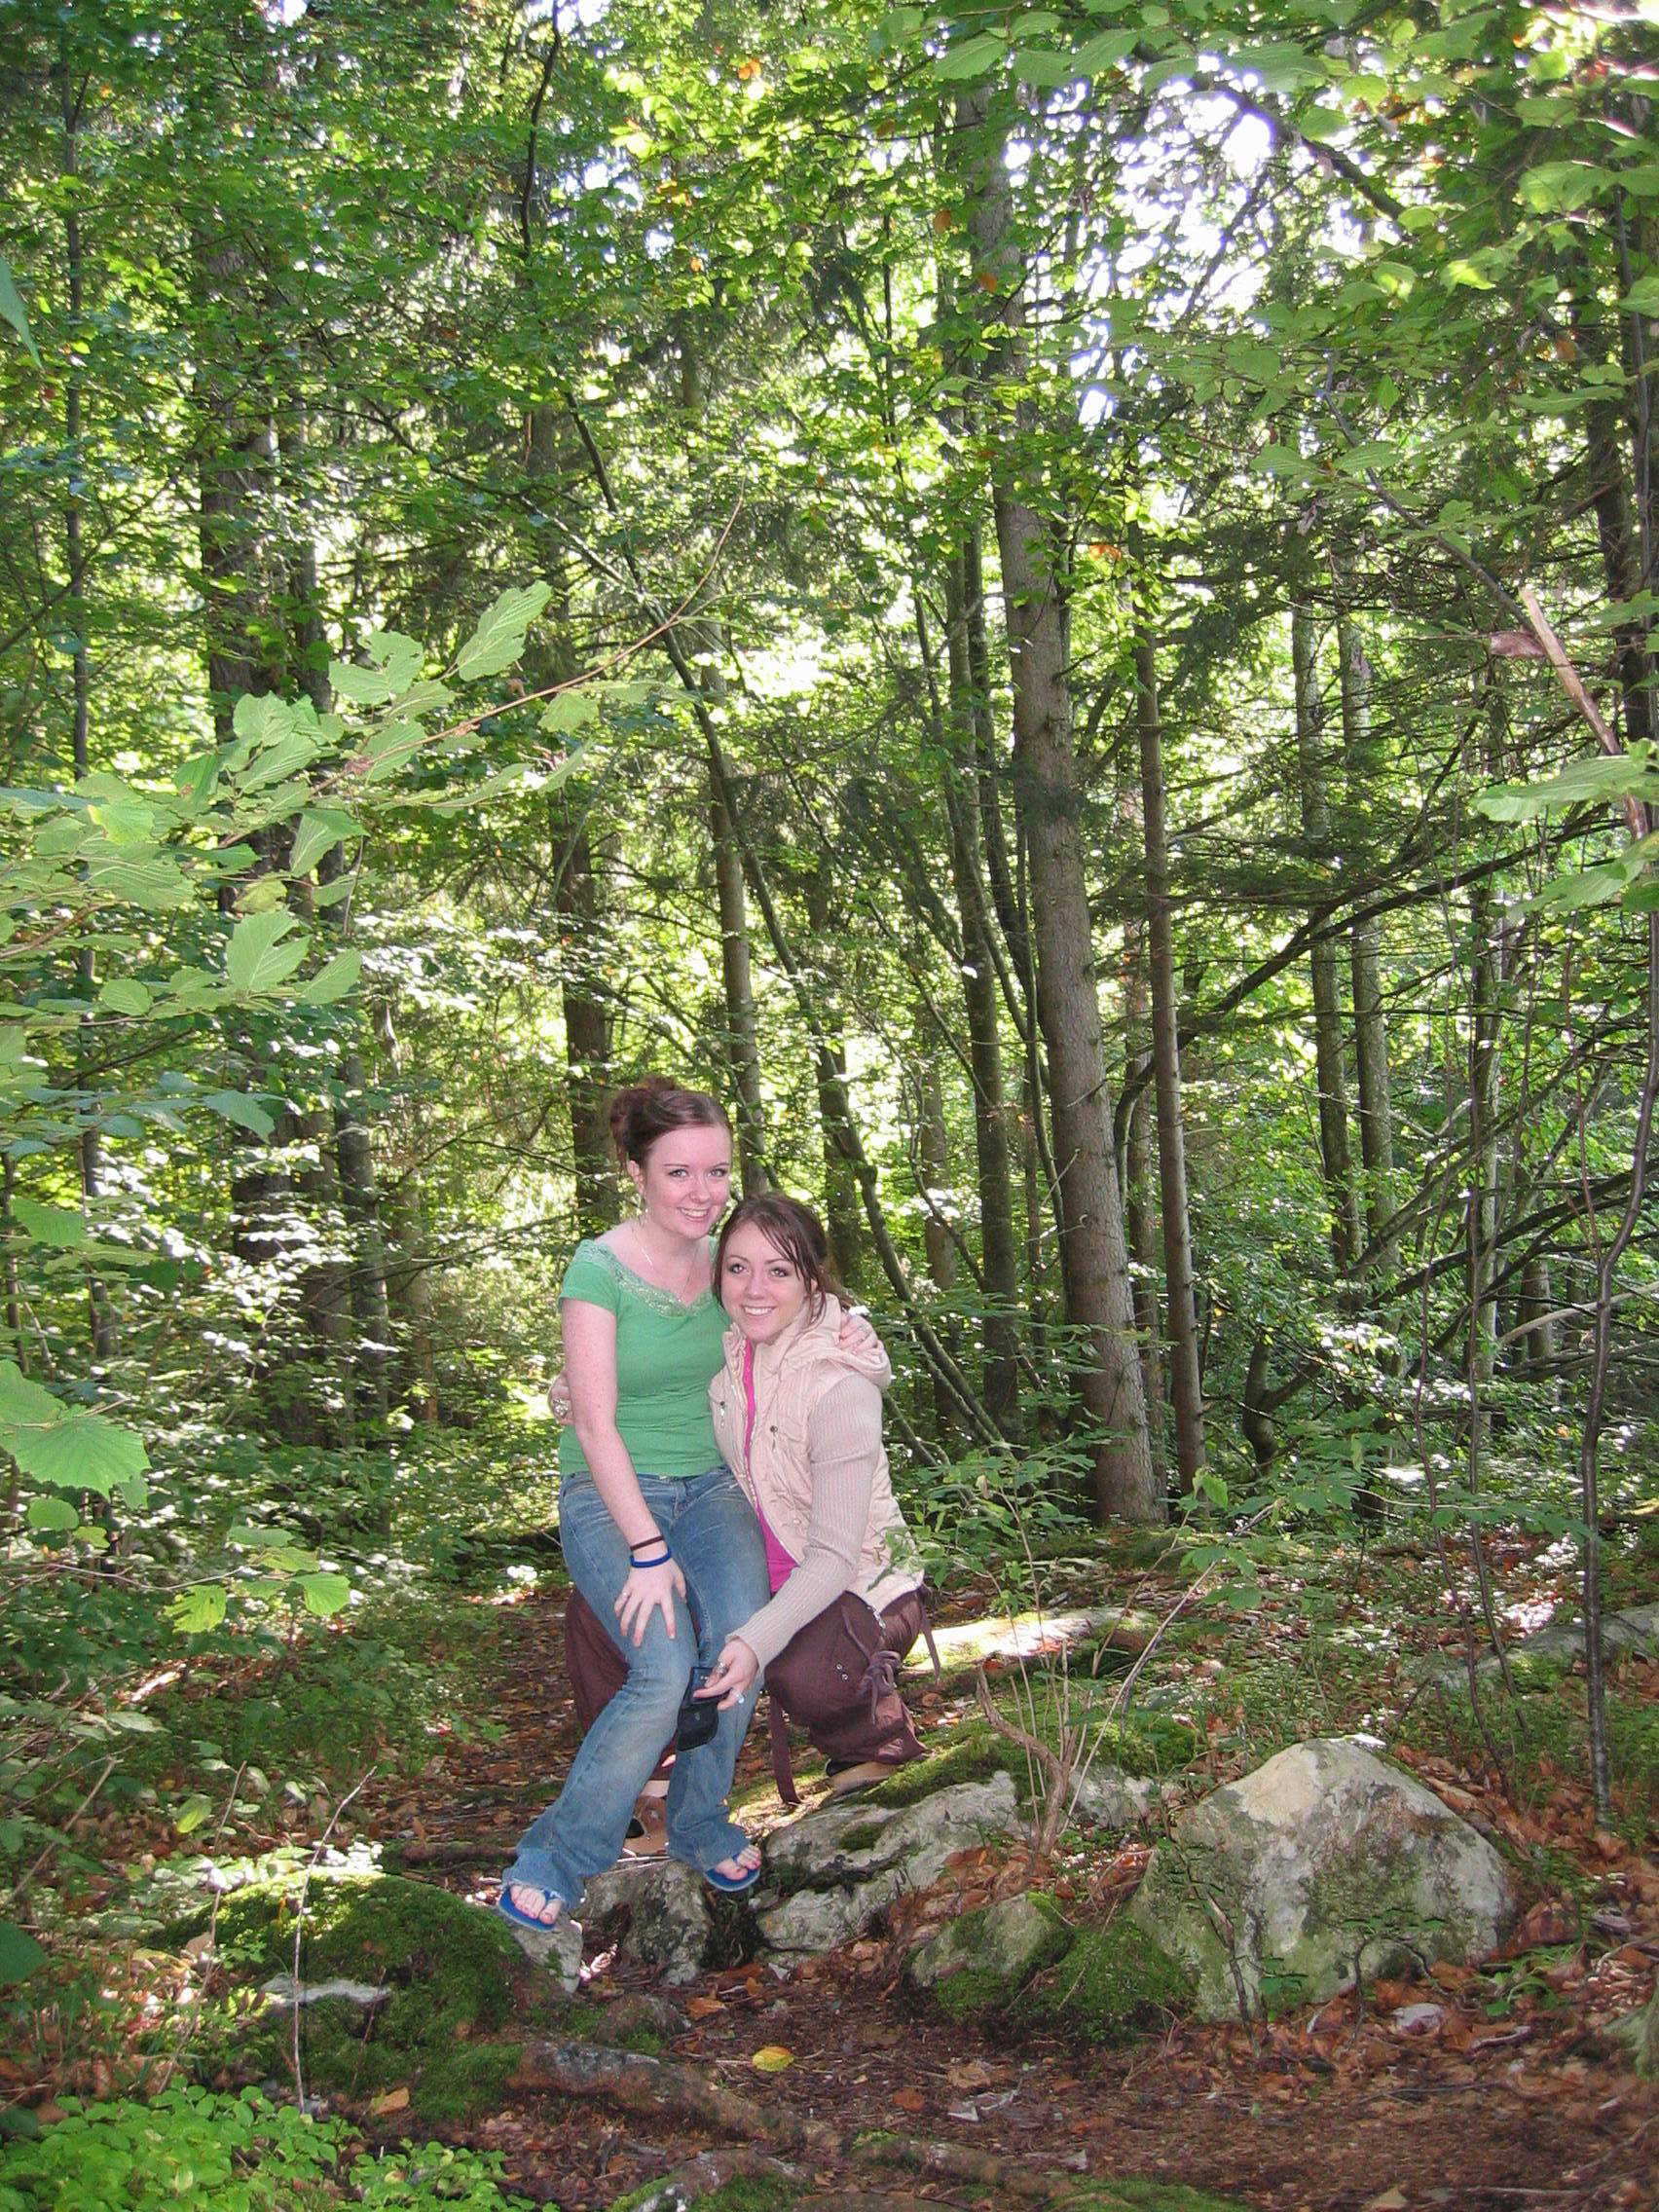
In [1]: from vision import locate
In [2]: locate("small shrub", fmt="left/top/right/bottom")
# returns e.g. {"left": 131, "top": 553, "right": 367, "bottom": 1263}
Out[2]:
{"left": 0, "top": 2087, "right": 535, "bottom": 2211}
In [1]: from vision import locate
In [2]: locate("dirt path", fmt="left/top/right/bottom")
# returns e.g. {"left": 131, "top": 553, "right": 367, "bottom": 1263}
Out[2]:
{"left": 363, "top": 1583, "right": 1658, "bottom": 2212}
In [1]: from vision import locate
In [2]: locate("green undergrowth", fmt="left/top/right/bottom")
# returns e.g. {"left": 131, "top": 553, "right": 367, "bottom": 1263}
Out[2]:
{"left": 1399, "top": 1671, "right": 1659, "bottom": 1846}
{"left": 857, "top": 1701, "right": 1198, "bottom": 1817}
{"left": 0, "top": 2088, "right": 535, "bottom": 2211}
{"left": 165, "top": 1871, "right": 557, "bottom": 2123}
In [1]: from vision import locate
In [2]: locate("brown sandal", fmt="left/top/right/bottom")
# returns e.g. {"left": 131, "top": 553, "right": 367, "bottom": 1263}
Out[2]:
{"left": 622, "top": 1790, "right": 667, "bottom": 1857}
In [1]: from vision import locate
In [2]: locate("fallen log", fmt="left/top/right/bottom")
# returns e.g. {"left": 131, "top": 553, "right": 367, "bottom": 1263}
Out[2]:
{"left": 509, "top": 2038, "right": 1067, "bottom": 2202}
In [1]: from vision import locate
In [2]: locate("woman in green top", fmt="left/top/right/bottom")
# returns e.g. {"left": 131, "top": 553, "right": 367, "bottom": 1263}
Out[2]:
{"left": 500, "top": 1080, "right": 771, "bottom": 1932}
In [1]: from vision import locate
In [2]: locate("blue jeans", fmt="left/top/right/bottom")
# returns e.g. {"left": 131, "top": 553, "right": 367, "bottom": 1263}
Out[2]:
{"left": 505, "top": 1463, "right": 770, "bottom": 1912}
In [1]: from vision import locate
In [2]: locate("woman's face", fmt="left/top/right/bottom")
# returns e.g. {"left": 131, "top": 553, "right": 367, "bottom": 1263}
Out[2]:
{"left": 630, "top": 1123, "right": 732, "bottom": 1242}
{"left": 719, "top": 1220, "right": 810, "bottom": 1345}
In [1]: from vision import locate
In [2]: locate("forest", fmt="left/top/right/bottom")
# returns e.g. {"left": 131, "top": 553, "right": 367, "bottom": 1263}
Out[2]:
{"left": 1, "top": 0, "right": 1656, "bottom": 2206}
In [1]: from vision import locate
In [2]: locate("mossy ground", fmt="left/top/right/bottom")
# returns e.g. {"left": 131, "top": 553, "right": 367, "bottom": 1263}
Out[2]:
{"left": 179, "top": 1871, "right": 563, "bottom": 2123}
{"left": 607, "top": 2177, "right": 793, "bottom": 2212}
{"left": 1018, "top": 1917, "right": 1192, "bottom": 2044}
{"left": 1058, "top": 2183, "right": 1251, "bottom": 2212}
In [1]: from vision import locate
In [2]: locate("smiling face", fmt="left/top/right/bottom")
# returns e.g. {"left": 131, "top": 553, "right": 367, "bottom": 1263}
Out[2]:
{"left": 629, "top": 1123, "right": 733, "bottom": 1244}
{"left": 719, "top": 1219, "right": 811, "bottom": 1345}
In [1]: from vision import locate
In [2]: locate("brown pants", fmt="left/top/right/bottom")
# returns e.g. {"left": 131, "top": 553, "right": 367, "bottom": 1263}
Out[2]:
{"left": 564, "top": 1583, "right": 926, "bottom": 1779}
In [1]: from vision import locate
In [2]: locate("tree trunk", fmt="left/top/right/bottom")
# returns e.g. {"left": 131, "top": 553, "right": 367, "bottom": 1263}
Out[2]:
{"left": 1333, "top": 585, "right": 1396, "bottom": 1274}
{"left": 1121, "top": 918, "right": 1166, "bottom": 1484}
{"left": 1293, "top": 598, "right": 1361, "bottom": 1278}
{"left": 1134, "top": 628, "right": 1204, "bottom": 1491}
{"left": 917, "top": 1055, "right": 960, "bottom": 1439}
{"left": 943, "top": 547, "right": 1021, "bottom": 1435}
{"left": 961, "top": 87, "right": 1156, "bottom": 1521}
{"left": 802, "top": 858, "right": 865, "bottom": 1290}
{"left": 56, "top": 39, "right": 114, "bottom": 1369}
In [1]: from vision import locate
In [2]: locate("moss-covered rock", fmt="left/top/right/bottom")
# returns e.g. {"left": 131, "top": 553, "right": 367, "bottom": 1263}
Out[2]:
{"left": 1017, "top": 1916, "right": 1191, "bottom": 2043}
{"left": 189, "top": 1871, "right": 562, "bottom": 2122}
{"left": 1129, "top": 1737, "right": 1516, "bottom": 2022}
{"left": 909, "top": 1890, "right": 1074, "bottom": 2017}
{"left": 1057, "top": 2182, "right": 1251, "bottom": 2212}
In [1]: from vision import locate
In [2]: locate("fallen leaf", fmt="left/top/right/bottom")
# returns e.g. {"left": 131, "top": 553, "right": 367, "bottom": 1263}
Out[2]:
{"left": 1362, "top": 2192, "right": 1408, "bottom": 2212}
{"left": 371, "top": 2086, "right": 410, "bottom": 2116}
{"left": 685, "top": 1995, "right": 725, "bottom": 2020}
{"left": 893, "top": 2085, "right": 926, "bottom": 2112}
{"left": 752, "top": 2046, "right": 793, "bottom": 2073}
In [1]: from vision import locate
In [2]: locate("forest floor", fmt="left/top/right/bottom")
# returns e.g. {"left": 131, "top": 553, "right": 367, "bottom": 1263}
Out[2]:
{"left": 342, "top": 1531, "right": 1659, "bottom": 2212}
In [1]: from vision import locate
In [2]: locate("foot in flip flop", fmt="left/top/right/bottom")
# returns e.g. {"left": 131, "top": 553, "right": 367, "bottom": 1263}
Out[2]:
{"left": 498, "top": 1880, "right": 564, "bottom": 1930}
{"left": 704, "top": 1841, "right": 762, "bottom": 1895}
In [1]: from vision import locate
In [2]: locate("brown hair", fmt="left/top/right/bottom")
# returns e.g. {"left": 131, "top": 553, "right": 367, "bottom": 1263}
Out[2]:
{"left": 608, "top": 1077, "right": 729, "bottom": 1168}
{"left": 716, "top": 1194, "right": 843, "bottom": 1319}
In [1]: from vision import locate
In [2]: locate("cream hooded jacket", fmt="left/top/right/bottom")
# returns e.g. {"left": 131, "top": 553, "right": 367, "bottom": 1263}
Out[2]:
{"left": 708, "top": 1295, "right": 922, "bottom": 1674}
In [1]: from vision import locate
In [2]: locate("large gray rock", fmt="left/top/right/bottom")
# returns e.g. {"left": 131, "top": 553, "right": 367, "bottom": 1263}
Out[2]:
{"left": 907, "top": 1890, "right": 1072, "bottom": 1997}
{"left": 1129, "top": 1736, "right": 1516, "bottom": 2022}
{"left": 1424, "top": 1602, "right": 1659, "bottom": 1688}
{"left": 756, "top": 1774, "right": 1022, "bottom": 1955}
{"left": 502, "top": 1908, "right": 584, "bottom": 1990}
{"left": 582, "top": 1860, "right": 716, "bottom": 1986}
{"left": 1070, "top": 1766, "right": 1159, "bottom": 1833}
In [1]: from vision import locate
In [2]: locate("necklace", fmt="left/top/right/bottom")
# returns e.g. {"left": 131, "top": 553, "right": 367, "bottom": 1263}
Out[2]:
{"left": 628, "top": 1221, "right": 704, "bottom": 1302}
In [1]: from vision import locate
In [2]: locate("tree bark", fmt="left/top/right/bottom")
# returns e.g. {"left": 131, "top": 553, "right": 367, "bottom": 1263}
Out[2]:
{"left": 1333, "top": 582, "right": 1396, "bottom": 1275}
{"left": 943, "top": 547, "right": 1021, "bottom": 1434}
{"left": 961, "top": 87, "right": 1156, "bottom": 1520}
{"left": 1293, "top": 598, "right": 1361, "bottom": 1278}
{"left": 1121, "top": 917, "right": 1166, "bottom": 1482}
{"left": 1134, "top": 628, "right": 1204, "bottom": 1490}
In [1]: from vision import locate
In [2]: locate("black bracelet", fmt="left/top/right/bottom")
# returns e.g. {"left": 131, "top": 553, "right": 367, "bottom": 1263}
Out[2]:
{"left": 628, "top": 1535, "right": 666, "bottom": 1555}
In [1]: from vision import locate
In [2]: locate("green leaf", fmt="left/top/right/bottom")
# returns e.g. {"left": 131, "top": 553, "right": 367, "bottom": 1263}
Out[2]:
{"left": 1623, "top": 273, "right": 1659, "bottom": 314}
{"left": 300, "top": 949, "right": 362, "bottom": 1006}
{"left": 330, "top": 628, "right": 424, "bottom": 709}
{"left": 1475, "top": 744, "right": 1659, "bottom": 821}
{"left": 1014, "top": 48, "right": 1075, "bottom": 88}
{"left": 198, "top": 1089, "right": 276, "bottom": 1139}
{"left": 0, "top": 1922, "right": 47, "bottom": 1988}
{"left": 24, "top": 1494, "right": 80, "bottom": 1533}
{"left": 98, "top": 977, "right": 154, "bottom": 1016}
{"left": 170, "top": 1585, "right": 228, "bottom": 1635}
{"left": 0, "top": 1362, "right": 149, "bottom": 1494}
{"left": 1518, "top": 161, "right": 1611, "bottom": 213}
{"left": 1528, "top": 858, "right": 1639, "bottom": 912}
{"left": 454, "top": 582, "right": 554, "bottom": 682}
{"left": 225, "top": 909, "right": 307, "bottom": 993}
{"left": 539, "top": 689, "right": 601, "bottom": 736}
{"left": 173, "top": 1794, "right": 215, "bottom": 1836}
{"left": 300, "top": 1571, "right": 352, "bottom": 1617}
{"left": 290, "top": 807, "right": 360, "bottom": 879}
{"left": 10, "top": 1198, "right": 89, "bottom": 1248}
{"left": 1075, "top": 28, "right": 1137, "bottom": 72}
{"left": 0, "top": 254, "right": 42, "bottom": 369}
{"left": 232, "top": 693, "right": 296, "bottom": 753}
{"left": 931, "top": 32, "right": 1005, "bottom": 80}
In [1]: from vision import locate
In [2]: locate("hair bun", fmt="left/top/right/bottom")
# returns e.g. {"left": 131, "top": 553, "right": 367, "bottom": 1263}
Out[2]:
{"left": 608, "top": 1077, "right": 729, "bottom": 1165}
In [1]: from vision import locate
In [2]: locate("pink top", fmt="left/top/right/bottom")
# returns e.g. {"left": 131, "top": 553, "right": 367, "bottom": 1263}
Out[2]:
{"left": 744, "top": 1341, "right": 797, "bottom": 1595}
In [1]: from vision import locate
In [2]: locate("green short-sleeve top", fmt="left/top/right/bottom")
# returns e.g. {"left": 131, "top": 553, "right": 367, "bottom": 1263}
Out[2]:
{"left": 557, "top": 1238, "right": 726, "bottom": 1480}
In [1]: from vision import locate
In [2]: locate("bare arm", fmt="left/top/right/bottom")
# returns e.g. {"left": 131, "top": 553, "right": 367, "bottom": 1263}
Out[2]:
{"left": 562, "top": 1296, "right": 685, "bottom": 1642}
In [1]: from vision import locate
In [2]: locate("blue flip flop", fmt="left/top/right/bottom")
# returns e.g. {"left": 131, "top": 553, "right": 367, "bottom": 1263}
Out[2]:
{"left": 703, "top": 1852, "right": 762, "bottom": 1897}
{"left": 498, "top": 1882, "right": 565, "bottom": 1932}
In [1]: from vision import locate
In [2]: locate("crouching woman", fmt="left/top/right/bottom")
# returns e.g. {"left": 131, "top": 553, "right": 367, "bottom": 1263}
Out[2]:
{"left": 695, "top": 1195, "right": 932, "bottom": 1796}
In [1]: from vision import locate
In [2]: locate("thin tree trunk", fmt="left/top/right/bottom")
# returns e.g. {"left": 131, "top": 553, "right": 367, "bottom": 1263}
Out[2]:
{"left": 1293, "top": 599, "right": 1361, "bottom": 1278}
{"left": 917, "top": 1055, "right": 960, "bottom": 1439}
{"left": 943, "top": 548, "right": 1021, "bottom": 1434}
{"left": 709, "top": 745, "right": 768, "bottom": 1197}
{"left": 802, "top": 859, "right": 865, "bottom": 1290}
{"left": 1122, "top": 919, "right": 1166, "bottom": 1483}
{"left": 1134, "top": 629, "right": 1204, "bottom": 1490}
{"left": 961, "top": 87, "right": 1156, "bottom": 1521}
{"left": 1333, "top": 584, "right": 1396, "bottom": 1274}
